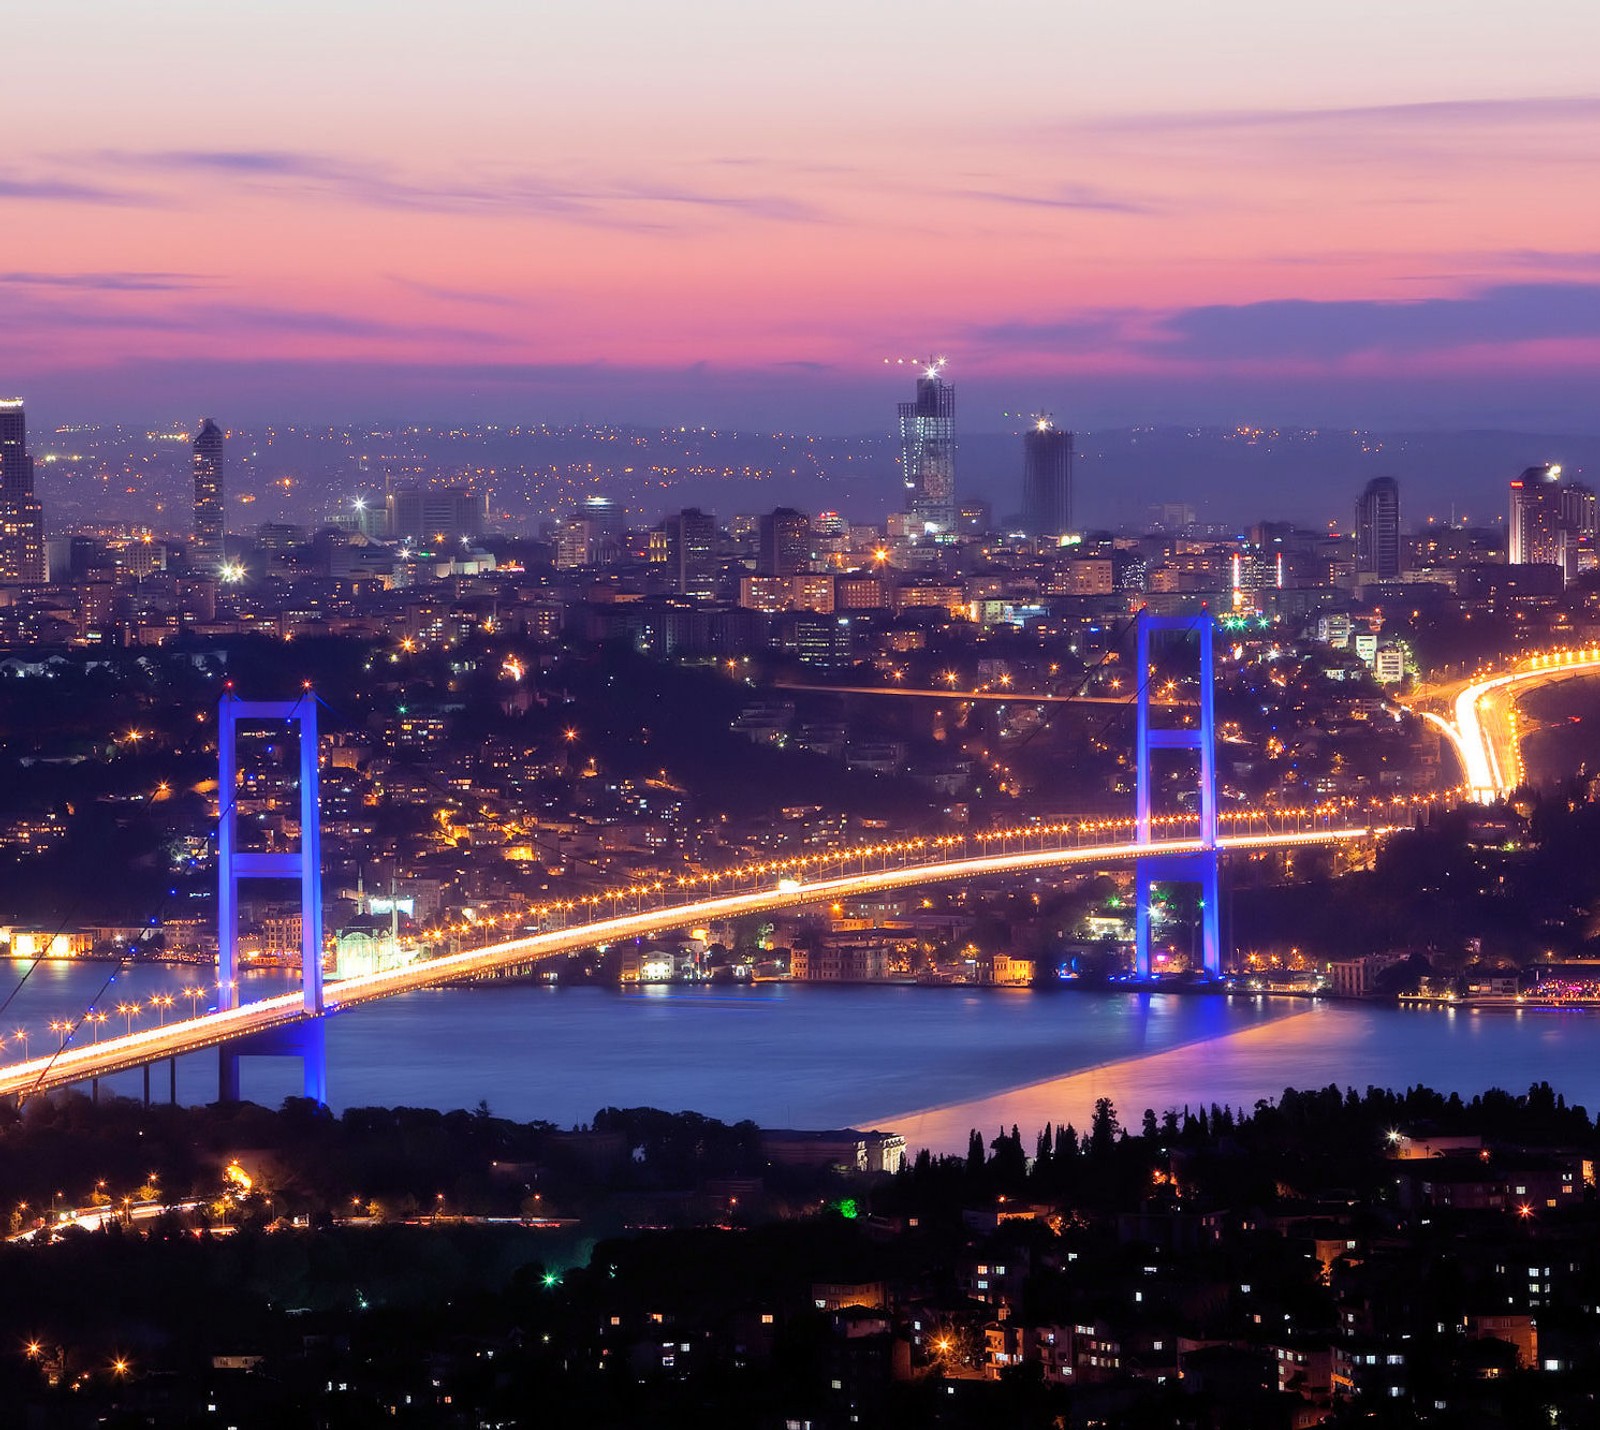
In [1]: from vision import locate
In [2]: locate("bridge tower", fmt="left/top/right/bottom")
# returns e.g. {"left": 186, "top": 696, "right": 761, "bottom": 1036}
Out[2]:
{"left": 1133, "top": 610, "right": 1221, "bottom": 979}
{"left": 216, "top": 691, "right": 326, "bottom": 1100}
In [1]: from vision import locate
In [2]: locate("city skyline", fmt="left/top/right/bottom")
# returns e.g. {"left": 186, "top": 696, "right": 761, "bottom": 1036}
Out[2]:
{"left": 3, "top": 3, "right": 1598, "bottom": 431}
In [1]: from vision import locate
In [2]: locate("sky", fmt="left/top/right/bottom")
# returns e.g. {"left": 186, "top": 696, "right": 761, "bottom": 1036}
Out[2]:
{"left": 5, "top": 1, "right": 1600, "bottom": 432}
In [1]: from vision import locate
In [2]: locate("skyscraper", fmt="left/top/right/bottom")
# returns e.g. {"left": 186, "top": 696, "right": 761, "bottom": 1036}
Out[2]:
{"left": 0, "top": 398, "right": 45, "bottom": 583}
{"left": 898, "top": 360, "right": 955, "bottom": 534}
{"left": 758, "top": 507, "right": 811, "bottom": 575}
{"left": 663, "top": 507, "right": 718, "bottom": 598}
{"left": 1560, "top": 481, "right": 1597, "bottom": 578}
{"left": 192, "top": 418, "right": 226, "bottom": 572}
{"left": 1021, "top": 415, "right": 1074, "bottom": 542}
{"left": 1354, "top": 476, "right": 1401, "bottom": 583}
{"left": 1508, "top": 463, "right": 1567, "bottom": 571}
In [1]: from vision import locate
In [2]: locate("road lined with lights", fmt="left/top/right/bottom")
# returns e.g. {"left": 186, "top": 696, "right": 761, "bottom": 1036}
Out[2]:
{"left": 772, "top": 682, "right": 1183, "bottom": 705}
{"left": 0, "top": 823, "right": 1396, "bottom": 1100}
{"left": 1410, "top": 650, "right": 1600, "bottom": 802}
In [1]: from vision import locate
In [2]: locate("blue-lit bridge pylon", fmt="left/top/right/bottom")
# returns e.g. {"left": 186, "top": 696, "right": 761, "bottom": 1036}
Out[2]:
{"left": 216, "top": 691, "right": 326, "bottom": 1101}
{"left": 1133, "top": 610, "right": 1221, "bottom": 979}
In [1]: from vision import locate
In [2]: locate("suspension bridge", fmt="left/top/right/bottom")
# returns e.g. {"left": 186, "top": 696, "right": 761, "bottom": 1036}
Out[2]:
{"left": 6, "top": 611, "right": 1561, "bottom": 1105}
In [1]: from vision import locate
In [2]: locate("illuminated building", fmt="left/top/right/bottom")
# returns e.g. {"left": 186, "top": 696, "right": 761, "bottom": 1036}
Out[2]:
{"left": 1021, "top": 415, "right": 1074, "bottom": 541}
{"left": 1508, "top": 463, "right": 1567, "bottom": 571}
{"left": 898, "top": 359, "right": 955, "bottom": 534}
{"left": 386, "top": 487, "right": 486, "bottom": 547}
{"left": 554, "top": 499, "right": 621, "bottom": 570}
{"left": 0, "top": 399, "right": 44, "bottom": 583}
{"left": 663, "top": 507, "right": 718, "bottom": 598}
{"left": 1560, "top": 481, "right": 1597, "bottom": 577}
{"left": 191, "top": 418, "right": 226, "bottom": 572}
{"left": 1354, "top": 475, "right": 1401, "bottom": 583}
{"left": 758, "top": 507, "right": 810, "bottom": 575}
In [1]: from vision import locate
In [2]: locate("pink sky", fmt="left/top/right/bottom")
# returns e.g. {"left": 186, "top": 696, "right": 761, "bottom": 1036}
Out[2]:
{"left": 5, "top": 2, "right": 1600, "bottom": 427}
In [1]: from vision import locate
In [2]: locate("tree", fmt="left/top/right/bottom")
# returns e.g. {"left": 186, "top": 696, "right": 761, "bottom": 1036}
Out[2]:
{"left": 1090, "top": 1098, "right": 1120, "bottom": 1157}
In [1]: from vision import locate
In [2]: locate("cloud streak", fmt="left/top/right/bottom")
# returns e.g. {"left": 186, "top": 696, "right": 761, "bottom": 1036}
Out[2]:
{"left": 107, "top": 149, "right": 824, "bottom": 226}
{"left": 965, "top": 183, "right": 1154, "bottom": 214}
{"left": 1091, "top": 93, "right": 1600, "bottom": 136}
{"left": 0, "top": 271, "right": 212, "bottom": 292}
{"left": 0, "top": 171, "right": 149, "bottom": 205}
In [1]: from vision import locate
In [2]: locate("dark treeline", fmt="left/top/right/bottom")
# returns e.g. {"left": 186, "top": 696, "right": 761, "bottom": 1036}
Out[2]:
{"left": 882, "top": 1081, "right": 1593, "bottom": 1223}
{"left": 0, "top": 1080, "right": 1590, "bottom": 1223}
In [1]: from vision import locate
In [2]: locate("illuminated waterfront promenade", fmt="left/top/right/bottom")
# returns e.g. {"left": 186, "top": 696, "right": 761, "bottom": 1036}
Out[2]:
{"left": 0, "top": 822, "right": 1392, "bottom": 1101}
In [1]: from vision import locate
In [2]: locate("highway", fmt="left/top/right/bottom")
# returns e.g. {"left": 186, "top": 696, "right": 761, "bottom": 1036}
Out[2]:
{"left": 773, "top": 681, "right": 1180, "bottom": 705}
{"left": 0, "top": 824, "right": 1392, "bottom": 1101}
{"left": 1410, "top": 650, "right": 1600, "bottom": 801}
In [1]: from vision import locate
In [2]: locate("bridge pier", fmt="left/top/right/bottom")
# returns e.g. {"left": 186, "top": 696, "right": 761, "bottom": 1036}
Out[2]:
{"left": 219, "top": 1019, "right": 327, "bottom": 1105}
{"left": 1133, "top": 610, "right": 1222, "bottom": 980}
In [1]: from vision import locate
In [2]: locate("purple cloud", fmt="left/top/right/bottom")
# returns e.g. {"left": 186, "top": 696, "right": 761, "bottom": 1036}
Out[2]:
{"left": 1149, "top": 282, "right": 1600, "bottom": 361}
{"left": 0, "top": 172, "right": 148, "bottom": 205}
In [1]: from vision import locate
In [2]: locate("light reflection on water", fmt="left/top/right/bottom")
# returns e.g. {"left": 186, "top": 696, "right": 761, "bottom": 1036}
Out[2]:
{"left": 3, "top": 962, "right": 1598, "bottom": 1155}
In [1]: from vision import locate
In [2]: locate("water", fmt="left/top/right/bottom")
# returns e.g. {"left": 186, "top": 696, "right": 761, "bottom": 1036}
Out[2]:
{"left": 6, "top": 960, "right": 1600, "bottom": 1154}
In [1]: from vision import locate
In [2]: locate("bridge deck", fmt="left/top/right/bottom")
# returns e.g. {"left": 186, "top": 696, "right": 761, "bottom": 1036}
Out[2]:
{"left": 0, "top": 826, "right": 1391, "bottom": 1100}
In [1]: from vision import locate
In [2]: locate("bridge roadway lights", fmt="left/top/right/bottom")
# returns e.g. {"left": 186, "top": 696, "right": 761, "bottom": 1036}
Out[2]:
{"left": 217, "top": 691, "right": 326, "bottom": 1101}
{"left": 1134, "top": 610, "right": 1221, "bottom": 980}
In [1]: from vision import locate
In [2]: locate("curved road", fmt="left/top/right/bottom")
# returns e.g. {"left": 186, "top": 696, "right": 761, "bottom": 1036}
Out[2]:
{"left": 1413, "top": 651, "right": 1600, "bottom": 801}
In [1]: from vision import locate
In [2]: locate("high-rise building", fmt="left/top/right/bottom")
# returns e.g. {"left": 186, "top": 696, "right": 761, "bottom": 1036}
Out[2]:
{"left": 0, "top": 398, "right": 32, "bottom": 496}
{"left": 553, "top": 505, "right": 621, "bottom": 570}
{"left": 1021, "top": 416, "right": 1074, "bottom": 541}
{"left": 191, "top": 418, "right": 226, "bottom": 573}
{"left": 386, "top": 487, "right": 487, "bottom": 546}
{"left": 663, "top": 507, "right": 718, "bottom": 598}
{"left": 1508, "top": 464, "right": 1568, "bottom": 571}
{"left": 1561, "top": 482, "right": 1597, "bottom": 577}
{"left": 898, "top": 360, "right": 955, "bottom": 534}
{"left": 757, "top": 507, "right": 811, "bottom": 576}
{"left": 1354, "top": 476, "right": 1401, "bottom": 583}
{"left": 0, "top": 398, "right": 45, "bottom": 583}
